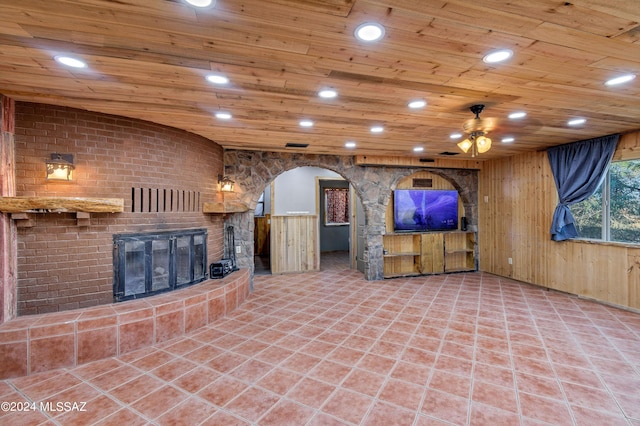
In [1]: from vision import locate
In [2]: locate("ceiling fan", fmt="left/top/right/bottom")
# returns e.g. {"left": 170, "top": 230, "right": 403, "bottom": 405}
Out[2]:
{"left": 457, "top": 104, "right": 495, "bottom": 156}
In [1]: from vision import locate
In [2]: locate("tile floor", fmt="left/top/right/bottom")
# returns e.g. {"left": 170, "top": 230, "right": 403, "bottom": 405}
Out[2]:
{"left": 1, "top": 255, "right": 640, "bottom": 425}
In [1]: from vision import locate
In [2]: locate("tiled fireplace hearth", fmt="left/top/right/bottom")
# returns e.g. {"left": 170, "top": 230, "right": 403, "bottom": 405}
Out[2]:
{"left": 0, "top": 269, "right": 249, "bottom": 380}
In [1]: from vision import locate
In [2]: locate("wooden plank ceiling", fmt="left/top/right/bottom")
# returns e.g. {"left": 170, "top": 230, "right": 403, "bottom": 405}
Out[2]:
{"left": 0, "top": 0, "right": 639, "bottom": 160}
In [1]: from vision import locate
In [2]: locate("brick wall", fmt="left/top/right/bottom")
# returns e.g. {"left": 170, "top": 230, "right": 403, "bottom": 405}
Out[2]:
{"left": 14, "top": 103, "right": 225, "bottom": 315}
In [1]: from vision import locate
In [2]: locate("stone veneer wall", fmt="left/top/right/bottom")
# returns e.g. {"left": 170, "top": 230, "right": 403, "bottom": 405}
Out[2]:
{"left": 223, "top": 150, "right": 478, "bottom": 281}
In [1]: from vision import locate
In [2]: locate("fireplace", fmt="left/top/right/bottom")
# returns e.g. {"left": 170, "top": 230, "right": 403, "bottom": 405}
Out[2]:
{"left": 113, "top": 229, "right": 207, "bottom": 302}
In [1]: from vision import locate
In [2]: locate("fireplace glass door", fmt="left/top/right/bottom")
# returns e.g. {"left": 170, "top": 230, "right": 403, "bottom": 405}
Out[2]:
{"left": 114, "top": 229, "right": 207, "bottom": 301}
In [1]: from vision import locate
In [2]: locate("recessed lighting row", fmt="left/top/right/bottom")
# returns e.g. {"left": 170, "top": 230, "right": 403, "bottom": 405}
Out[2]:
{"left": 479, "top": 49, "right": 637, "bottom": 89}
{"left": 53, "top": 21, "right": 636, "bottom": 157}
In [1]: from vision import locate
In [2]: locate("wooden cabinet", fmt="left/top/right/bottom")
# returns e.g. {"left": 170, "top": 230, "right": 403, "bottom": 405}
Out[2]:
{"left": 383, "top": 231, "right": 475, "bottom": 278}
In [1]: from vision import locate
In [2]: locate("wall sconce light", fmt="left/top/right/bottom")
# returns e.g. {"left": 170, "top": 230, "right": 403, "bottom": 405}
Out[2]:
{"left": 218, "top": 174, "right": 235, "bottom": 192}
{"left": 46, "top": 153, "right": 75, "bottom": 181}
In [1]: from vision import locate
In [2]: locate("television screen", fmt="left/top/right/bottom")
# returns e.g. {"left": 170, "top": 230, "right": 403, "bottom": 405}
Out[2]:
{"left": 394, "top": 189, "right": 459, "bottom": 232}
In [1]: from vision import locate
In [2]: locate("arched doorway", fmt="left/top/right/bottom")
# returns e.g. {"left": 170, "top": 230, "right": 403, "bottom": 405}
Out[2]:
{"left": 253, "top": 166, "right": 363, "bottom": 274}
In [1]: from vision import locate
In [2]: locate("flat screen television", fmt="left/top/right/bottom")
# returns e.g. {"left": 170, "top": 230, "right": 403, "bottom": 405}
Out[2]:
{"left": 393, "top": 189, "right": 459, "bottom": 232}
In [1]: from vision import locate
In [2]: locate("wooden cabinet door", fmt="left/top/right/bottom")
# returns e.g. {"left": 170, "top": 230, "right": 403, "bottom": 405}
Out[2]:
{"left": 420, "top": 234, "right": 444, "bottom": 274}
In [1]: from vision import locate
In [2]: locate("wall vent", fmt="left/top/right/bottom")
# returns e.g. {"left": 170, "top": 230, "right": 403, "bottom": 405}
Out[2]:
{"left": 413, "top": 178, "right": 433, "bottom": 188}
{"left": 285, "top": 143, "right": 309, "bottom": 148}
{"left": 131, "top": 188, "right": 200, "bottom": 213}
{"left": 419, "top": 158, "right": 435, "bottom": 163}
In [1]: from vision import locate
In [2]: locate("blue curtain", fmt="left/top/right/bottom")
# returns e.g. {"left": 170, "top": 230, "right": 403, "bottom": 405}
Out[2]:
{"left": 547, "top": 134, "right": 619, "bottom": 241}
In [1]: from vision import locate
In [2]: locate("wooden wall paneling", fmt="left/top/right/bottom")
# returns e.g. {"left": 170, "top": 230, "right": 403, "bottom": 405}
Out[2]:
{"left": 270, "top": 215, "right": 319, "bottom": 274}
{"left": 614, "top": 132, "right": 640, "bottom": 161}
{"left": 479, "top": 131, "right": 640, "bottom": 311}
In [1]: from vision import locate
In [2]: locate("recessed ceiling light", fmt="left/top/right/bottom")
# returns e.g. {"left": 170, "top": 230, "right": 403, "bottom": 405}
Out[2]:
{"left": 54, "top": 56, "right": 86, "bottom": 68}
{"left": 206, "top": 74, "right": 229, "bottom": 84}
{"left": 354, "top": 22, "right": 385, "bottom": 42}
{"left": 502, "top": 137, "right": 515, "bottom": 143}
{"left": 408, "top": 100, "right": 427, "bottom": 109}
{"left": 345, "top": 141, "right": 356, "bottom": 148}
{"left": 483, "top": 49, "right": 513, "bottom": 64}
{"left": 413, "top": 147, "right": 424, "bottom": 152}
{"left": 370, "top": 126, "right": 384, "bottom": 133}
{"left": 299, "top": 120, "right": 314, "bottom": 127}
{"left": 185, "top": 0, "right": 215, "bottom": 7}
{"left": 318, "top": 89, "right": 337, "bottom": 99}
{"left": 450, "top": 133, "right": 463, "bottom": 139}
{"left": 605, "top": 74, "right": 636, "bottom": 86}
{"left": 508, "top": 111, "right": 527, "bottom": 119}
{"left": 568, "top": 118, "right": 586, "bottom": 126}
{"left": 215, "top": 112, "right": 232, "bottom": 120}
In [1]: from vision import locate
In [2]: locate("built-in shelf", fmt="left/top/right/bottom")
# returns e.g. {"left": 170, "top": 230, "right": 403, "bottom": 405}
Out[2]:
{"left": 0, "top": 196, "right": 124, "bottom": 213}
{"left": 202, "top": 201, "right": 250, "bottom": 214}
{"left": 383, "top": 231, "right": 476, "bottom": 278}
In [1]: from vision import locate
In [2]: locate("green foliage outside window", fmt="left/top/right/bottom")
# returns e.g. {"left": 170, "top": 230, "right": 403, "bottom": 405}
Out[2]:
{"left": 572, "top": 160, "right": 640, "bottom": 244}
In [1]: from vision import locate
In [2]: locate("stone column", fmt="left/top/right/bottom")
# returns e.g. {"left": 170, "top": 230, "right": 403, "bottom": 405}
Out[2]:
{"left": 0, "top": 95, "right": 17, "bottom": 323}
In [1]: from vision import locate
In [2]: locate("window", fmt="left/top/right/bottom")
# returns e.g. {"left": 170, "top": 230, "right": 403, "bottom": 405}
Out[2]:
{"left": 572, "top": 159, "right": 640, "bottom": 244}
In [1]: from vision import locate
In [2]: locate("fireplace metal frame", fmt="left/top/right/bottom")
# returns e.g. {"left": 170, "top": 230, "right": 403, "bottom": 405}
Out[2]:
{"left": 113, "top": 228, "right": 207, "bottom": 302}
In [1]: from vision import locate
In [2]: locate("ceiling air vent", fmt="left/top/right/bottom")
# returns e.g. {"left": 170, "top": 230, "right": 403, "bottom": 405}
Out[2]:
{"left": 285, "top": 143, "right": 309, "bottom": 148}
{"left": 439, "top": 151, "right": 459, "bottom": 156}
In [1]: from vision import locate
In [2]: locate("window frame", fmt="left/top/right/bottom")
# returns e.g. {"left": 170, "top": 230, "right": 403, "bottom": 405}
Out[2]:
{"left": 574, "top": 158, "right": 640, "bottom": 245}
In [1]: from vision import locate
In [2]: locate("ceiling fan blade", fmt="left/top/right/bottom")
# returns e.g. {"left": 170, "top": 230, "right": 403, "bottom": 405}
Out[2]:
{"left": 462, "top": 117, "right": 497, "bottom": 133}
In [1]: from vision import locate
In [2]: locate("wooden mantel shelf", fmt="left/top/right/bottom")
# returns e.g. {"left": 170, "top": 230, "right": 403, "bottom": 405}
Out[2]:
{"left": 203, "top": 201, "right": 250, "bottom": 214}
{"left": 0, "top": 197, "right": 125, "bottom": 213}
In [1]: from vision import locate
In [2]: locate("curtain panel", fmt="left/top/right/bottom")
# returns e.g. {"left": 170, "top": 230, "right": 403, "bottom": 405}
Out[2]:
{"left": 547, "top": 134, "right": 620, "bottom": 241}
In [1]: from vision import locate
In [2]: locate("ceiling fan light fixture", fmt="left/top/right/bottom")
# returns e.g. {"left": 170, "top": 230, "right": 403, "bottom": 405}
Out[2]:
{"left": 457, "top": 139, "right": 472, "bottom": 153}
{"left": 476, "top": 135, "right": 492, "bottom": 153}
{"left": 483, "top": 49, "right": 513, "bottom": 64}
